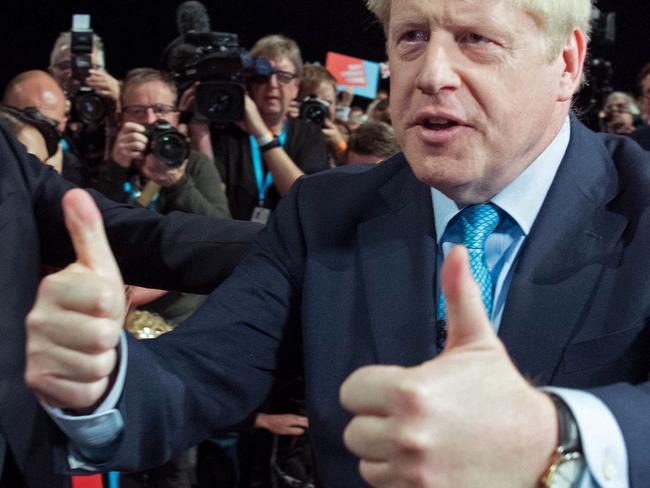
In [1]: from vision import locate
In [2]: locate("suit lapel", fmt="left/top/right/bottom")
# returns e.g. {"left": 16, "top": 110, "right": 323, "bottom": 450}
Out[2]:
{"left": 358, "top": 159, "right": 439, "bottom": 366}
{"left": 499, "top": 119, "right": 628, "bottom": 384}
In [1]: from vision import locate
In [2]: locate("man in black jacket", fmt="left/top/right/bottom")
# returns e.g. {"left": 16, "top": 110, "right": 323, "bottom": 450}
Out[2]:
{"left": 0, "top": 125, "right": 260, "bottom": 487}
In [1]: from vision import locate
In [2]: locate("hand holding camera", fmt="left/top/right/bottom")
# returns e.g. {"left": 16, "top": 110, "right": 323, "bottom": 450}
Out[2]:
{"left": 112, "top": 120, "right": 190, "bottom": 184}
{"left": 111, "top": 121, "right": 149, "bottom": 167}
{"left": 235, "top": 94, "right": 271, "bottom": 139}
{"left": 86, "top": 69, "right": 121, "bottom": 102}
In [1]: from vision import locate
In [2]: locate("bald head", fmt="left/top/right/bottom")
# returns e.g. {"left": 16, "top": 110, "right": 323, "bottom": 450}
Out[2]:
{"left": 3, "top": 70, "right": 67, "bottom": 132}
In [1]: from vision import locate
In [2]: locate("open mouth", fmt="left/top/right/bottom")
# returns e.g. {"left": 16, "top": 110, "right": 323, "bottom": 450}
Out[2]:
{"left": 422, "top": 117, "right": 460, "bottom": 130}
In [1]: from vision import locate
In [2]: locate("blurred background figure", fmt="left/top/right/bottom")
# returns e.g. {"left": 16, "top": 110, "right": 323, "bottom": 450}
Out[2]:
{"left": 599, "top": 91, "right": 644, "bottom": 134}
{"left": 635, "top": 62, "right": 650, "bottom": 124}
{"left": 344, "top": 121, "right": 400, "bottom": 165}
{"left": 3, "top": 70, "right": 90, "bottom": 186}
{"left": 298, "top": 63, "right": 349, "bottom": 165}
{"left": 49, "top": 24, "right": 121, "bottom": 178}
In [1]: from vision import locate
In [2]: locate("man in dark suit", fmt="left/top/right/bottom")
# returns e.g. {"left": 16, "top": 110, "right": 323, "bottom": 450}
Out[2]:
{"left": 0, "top": 126, "right": 260, "bottom": 487}
{"left": 25, "top": 0, "right": 649, "bottom": 487}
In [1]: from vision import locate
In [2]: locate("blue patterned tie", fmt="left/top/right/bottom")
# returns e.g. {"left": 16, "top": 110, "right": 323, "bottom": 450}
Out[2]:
{"left": 437, "top": 203, "right": 502, "bottom": 351}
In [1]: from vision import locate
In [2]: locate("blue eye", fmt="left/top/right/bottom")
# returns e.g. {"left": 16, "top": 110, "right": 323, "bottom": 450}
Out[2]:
{"left": 464, "top": 32, "right": 490, "bottom": 45}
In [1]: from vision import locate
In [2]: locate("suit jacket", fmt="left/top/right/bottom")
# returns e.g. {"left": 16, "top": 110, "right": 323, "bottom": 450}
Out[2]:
{"left": 0, "top": 127, "right": 261, "bottom": 487}
{"left": 73, "top": 117, "right": 650, "bottom": 487}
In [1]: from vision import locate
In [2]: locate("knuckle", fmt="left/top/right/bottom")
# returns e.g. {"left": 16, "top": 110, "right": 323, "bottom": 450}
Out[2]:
{"left": 24, "top": 367, "right": 41, "bottom": 390}
{"left": 394, "top": 424, "right": 429, "bottom": 452}
{"left": 25, "top": 308, "right": 48, "bottom": 333}
{"left": 394, "top": 379, "right": 430, "bottom": 415}
{"left": 86, "top": 353, "right": 115, "bottom": 380}
{"left": 74, "top": 383, "right": 103, "bottom": 408}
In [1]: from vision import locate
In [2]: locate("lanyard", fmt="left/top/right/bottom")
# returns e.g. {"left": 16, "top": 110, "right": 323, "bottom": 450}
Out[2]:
{"left": 249, "top": 127, "right": 287, "bottom": 205}
{"left": 123, "top": 180, "right": 159, "bottom": 210}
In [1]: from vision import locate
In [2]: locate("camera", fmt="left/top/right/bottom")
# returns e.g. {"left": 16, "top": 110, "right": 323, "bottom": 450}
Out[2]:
{"left": 68, "top": 15, "right": 112, "bottom": 126}
{"left": 144, "top": 120, "right": 190, "bottom": 167}
{"left": 166, "top": 31, "right": 273, "bottom": 125}
{"left": 299, "top": 95, "right": 330, "bottom": 128}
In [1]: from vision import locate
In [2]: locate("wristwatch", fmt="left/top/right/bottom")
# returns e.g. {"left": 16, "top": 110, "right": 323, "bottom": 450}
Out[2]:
{"left": 540, "top": 394, "right": 586, "bottom": 488}
{"left": 259, "top": 137, "right": 281, "bottom": 153}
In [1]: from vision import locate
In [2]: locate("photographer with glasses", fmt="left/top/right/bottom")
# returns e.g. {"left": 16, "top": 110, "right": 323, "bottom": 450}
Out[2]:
{"left": 100, "top": 68, "right": 229, "bottom": 218}
{"left": 189, "top": 34, "right": 329, "bottom": 222}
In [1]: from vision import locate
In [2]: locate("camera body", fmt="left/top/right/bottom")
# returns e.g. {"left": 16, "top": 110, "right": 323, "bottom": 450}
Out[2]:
{"left": 299, "top": 95, "right": 331, "bottom": 128}
{"left": 171, "top": 32, "right": 273, "bottom": 125}
{"left": 144, "top": 120, "right": 190, "bottom": 168}
{"left": 68, "top": 15, "right": 112, "bottom": 126}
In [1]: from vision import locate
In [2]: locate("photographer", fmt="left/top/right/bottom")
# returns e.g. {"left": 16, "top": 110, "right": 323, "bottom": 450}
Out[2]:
{"left": 49, "top": 26, "right": 120, "bottom": 176}
{"left": 189, "top": 34, "right": 329, "bottom": 221}
{"left": 298, "top": 63, "right": 350, "bottom": 166}
{"left": 99, "top": 68, "right": 229, "bottom": 218}
{"left": 3, "top": 70, "right": 91, "bottom": 186}
{"left": 99, "top": 67, "right": 230, "bottom": 488}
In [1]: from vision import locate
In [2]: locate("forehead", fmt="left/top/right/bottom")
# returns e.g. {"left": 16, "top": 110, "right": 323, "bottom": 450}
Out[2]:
{"left": 269, "top": 56, "right": 297, "bottom": 73}
{"left": 123, "top": 81, "right": 174, "bottom": 104}
{"left": 52, "top": 46, "right": 100, "bottom": 63}
{"left": 315, "top": 81, "right": 336, "bottom": 100}
{"left": 389, "top": 0, "right": 530, "bottom": 35}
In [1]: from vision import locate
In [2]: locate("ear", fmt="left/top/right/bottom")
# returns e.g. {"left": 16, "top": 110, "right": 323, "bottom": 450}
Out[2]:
{"left": 557, "top": 28, "right": 588, "bottom": 102}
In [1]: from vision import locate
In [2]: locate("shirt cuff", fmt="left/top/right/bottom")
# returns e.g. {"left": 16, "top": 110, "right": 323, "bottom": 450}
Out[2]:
{"left": 41, "top": 330, "right": 128, "bottom": 468}
{"left": 545, "top": 386, "right": 629, "bottom": 488}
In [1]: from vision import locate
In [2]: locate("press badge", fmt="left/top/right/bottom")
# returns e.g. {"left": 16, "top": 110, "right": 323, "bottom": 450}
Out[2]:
{"left": 251, "top": 206, "right": 271, "bottom": 224}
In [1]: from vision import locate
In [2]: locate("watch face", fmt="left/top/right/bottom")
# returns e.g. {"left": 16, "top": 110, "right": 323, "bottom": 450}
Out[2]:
{"left": 547, "top": 455, "right": 586, "bottom": 488}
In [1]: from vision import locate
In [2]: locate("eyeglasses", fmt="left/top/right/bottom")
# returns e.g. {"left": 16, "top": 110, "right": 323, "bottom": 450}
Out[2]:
{"left": 51, "top": 60, "right": 101, "bottom": 71}
{"left": 122, "top": 104, "right": 178, "bottom": 118}
{"left": 249, "top": 69, "right": 298, "bottom": 86}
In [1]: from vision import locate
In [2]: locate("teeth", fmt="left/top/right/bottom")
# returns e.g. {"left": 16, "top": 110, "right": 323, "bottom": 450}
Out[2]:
{"left": 427, "top": 117, "right": 451, "bottom": 124}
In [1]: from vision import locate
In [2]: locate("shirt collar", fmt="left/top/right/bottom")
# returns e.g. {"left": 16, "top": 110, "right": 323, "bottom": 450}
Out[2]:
{"left": 432, "top": 116, "right": 571, "bottom": 242}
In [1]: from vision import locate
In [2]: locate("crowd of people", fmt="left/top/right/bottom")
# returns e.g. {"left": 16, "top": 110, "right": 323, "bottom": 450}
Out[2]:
{"left": 1, "top": 0, "right": 650, "bottom": 487}
{"left": 0, "top": 5, "right": 399, "bottom": 488}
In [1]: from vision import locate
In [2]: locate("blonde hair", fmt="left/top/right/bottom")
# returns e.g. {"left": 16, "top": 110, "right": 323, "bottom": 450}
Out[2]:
{"left": 251, "top": 34, "right": 303, "bottom": 78}
{"left": 366, "top": 0, "right": 593, "bottom": 60}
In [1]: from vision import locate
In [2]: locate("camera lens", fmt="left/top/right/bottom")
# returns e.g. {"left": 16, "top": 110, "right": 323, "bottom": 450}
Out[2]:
{"left": 207, "top": 90, "right": 233, "bottom": 115}
{"left": 299, "top": 98, "right": 328, "bottom": 127}
{"left": 156, "top": 132, "right": 188, "bottom": 167}
{"left": 76, "top": 92, "right": 106, "bottom": 123}
{"left": 306, "top": 106, "right": 326, "bottom": 124}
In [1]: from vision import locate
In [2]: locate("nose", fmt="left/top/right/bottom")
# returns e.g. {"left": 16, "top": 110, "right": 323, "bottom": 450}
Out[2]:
{"left": 268, "top": 73, "right": 281, "bottom": 88}
{"left": 144, "top": 107, "right": 159, "bottom": 124}
{"left": 415, "top": 38, "right": 461, "bottom": 95}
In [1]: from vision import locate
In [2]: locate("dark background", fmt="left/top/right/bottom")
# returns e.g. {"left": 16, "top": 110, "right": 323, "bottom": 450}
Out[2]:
{"left": 0, "top": 0, "right": 648, "bottom": 96}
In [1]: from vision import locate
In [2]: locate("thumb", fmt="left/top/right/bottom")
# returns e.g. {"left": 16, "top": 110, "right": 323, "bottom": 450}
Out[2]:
{"left": 62, "top": 189, "right": 122, "bottom": 284}
{"left": 441, "top": 245, "right": 497, "bottom": 350}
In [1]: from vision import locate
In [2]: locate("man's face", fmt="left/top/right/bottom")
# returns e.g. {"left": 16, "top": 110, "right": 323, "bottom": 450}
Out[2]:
{"left": 50, "top": 47, "right": 102, "bottom": 92}
{"left": 638, "top": 74, "right": 650, "bottom": 121}
{"left": 388, "top": 0, "right": 580, "bottom": 203}
{"left": 121, "top": 80, "right": 179, "bottom": 127}
{"left": 603, "top": 96, "right": 636, "bottom": 134}
{"left": 249, "top": 56, "right": 300, "bottom": 121}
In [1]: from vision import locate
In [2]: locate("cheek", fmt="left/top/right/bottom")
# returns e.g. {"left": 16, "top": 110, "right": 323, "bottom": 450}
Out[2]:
{"left": 282, "top": 85, "right": 298, "bottom": 103}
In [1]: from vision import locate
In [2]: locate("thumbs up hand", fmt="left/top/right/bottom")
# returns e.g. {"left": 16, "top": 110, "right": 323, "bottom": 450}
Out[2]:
{"left": 25, "top": 189, "right": 125, "bottom": 412}
{"left": 340, "top": 246, "right": 559, "bottom": 488}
